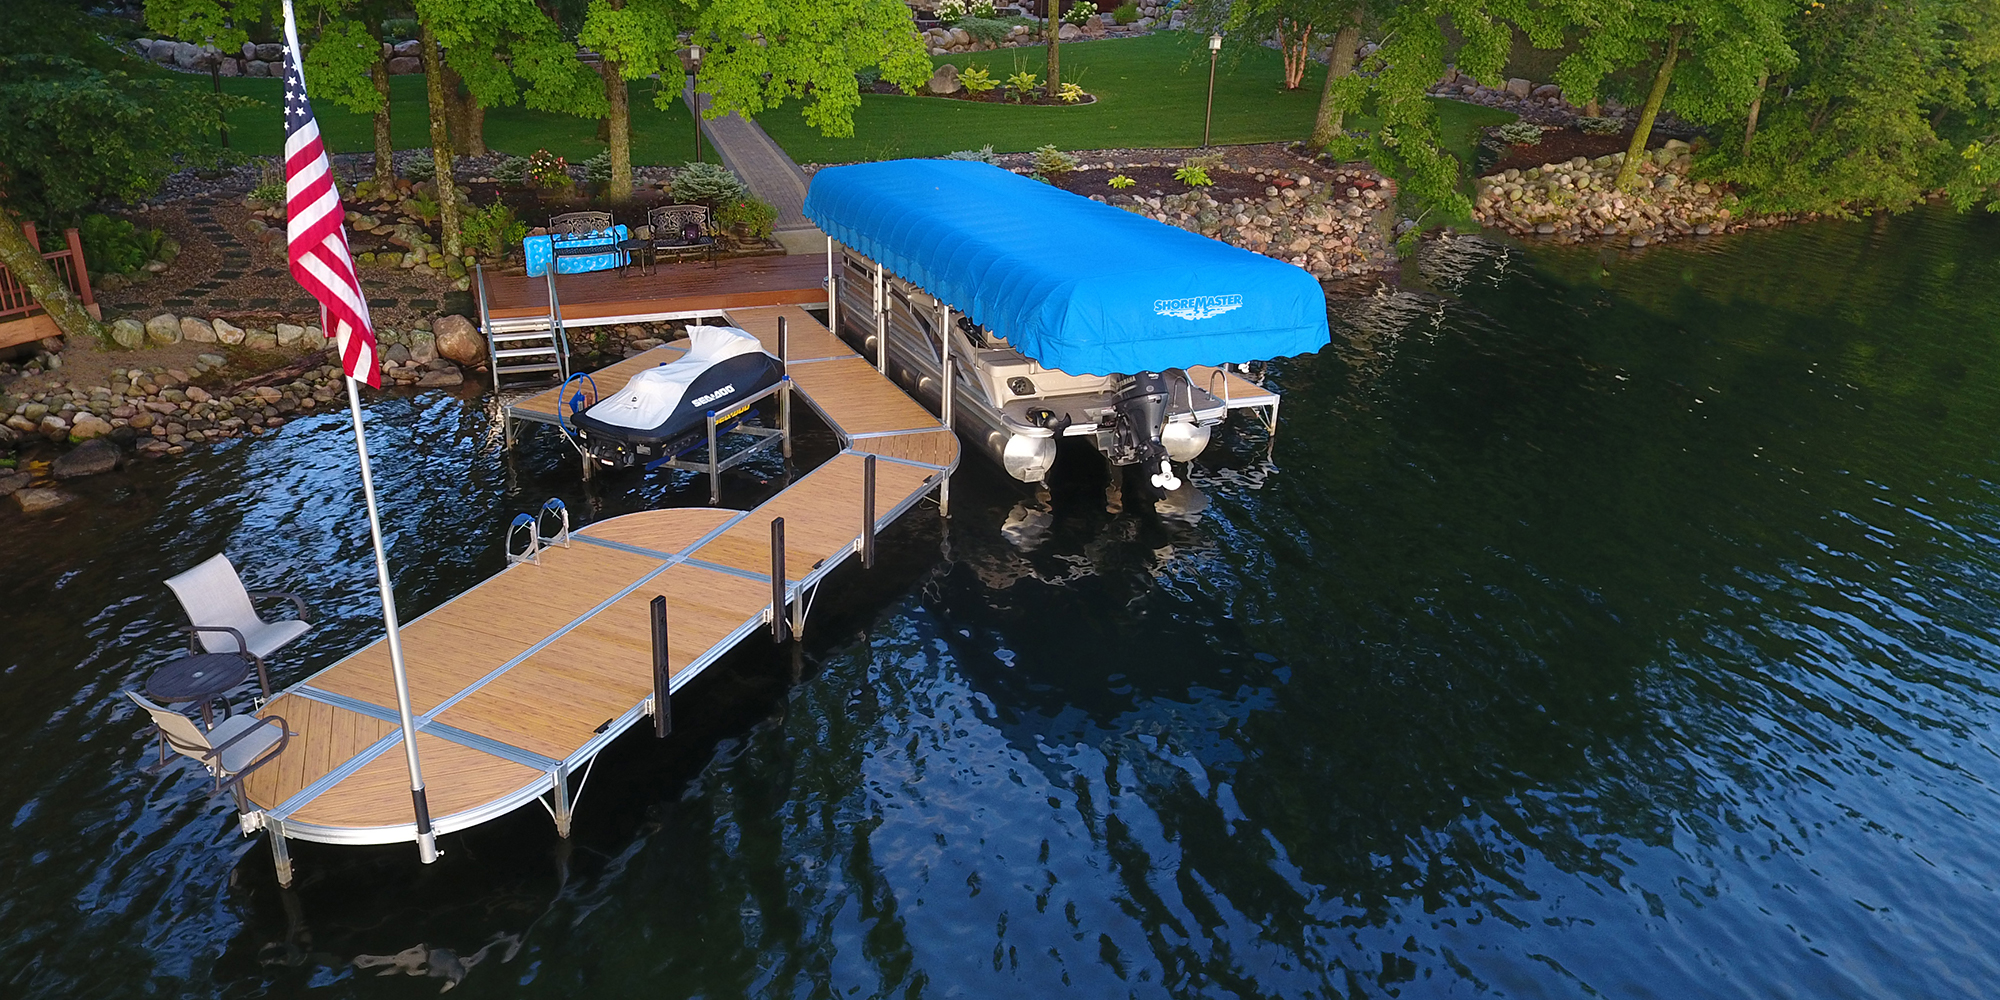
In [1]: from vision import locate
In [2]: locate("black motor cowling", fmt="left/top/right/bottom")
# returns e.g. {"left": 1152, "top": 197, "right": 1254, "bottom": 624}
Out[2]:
{"left": 1104, "top": 371, "right": 1182, "bottom": 493}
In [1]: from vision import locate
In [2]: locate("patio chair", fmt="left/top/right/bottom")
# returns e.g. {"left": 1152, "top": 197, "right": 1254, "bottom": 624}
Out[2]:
{"left": 646, "top": 204, "right": 718, "bottom": 269}
{"left": 126, "top": 690, "right": 289, "bottom": 799}
{"left": 164, "top": 553, "right": 311, "bottom": 702}
{"left": 548, "top": 211, "right": 622, "bottom": 271}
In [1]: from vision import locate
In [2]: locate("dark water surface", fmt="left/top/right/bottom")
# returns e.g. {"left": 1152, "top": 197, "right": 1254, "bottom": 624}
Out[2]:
{"left": 6, "top": 208, "right": 2000, "bottom": 998}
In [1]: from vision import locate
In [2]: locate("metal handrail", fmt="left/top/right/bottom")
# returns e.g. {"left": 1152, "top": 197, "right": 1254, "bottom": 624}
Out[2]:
{"left": 475, "top": 263, "right": 498, "bottom": 379}
{"left": 546, "top": 268, "right": 573, "bottom": 382}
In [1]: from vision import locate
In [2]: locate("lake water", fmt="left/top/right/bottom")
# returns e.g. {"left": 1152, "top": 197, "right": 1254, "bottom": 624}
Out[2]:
{"left": 5, "top": 207, "right": 1999, "bottom": 997}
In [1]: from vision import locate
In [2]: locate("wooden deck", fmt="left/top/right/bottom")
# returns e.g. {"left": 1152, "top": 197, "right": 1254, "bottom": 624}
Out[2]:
{"left": 242, "top": 305, "right": 956, "bottom": 856}
{"left": 481, "top": 255, "right": 827, "bottom": 329}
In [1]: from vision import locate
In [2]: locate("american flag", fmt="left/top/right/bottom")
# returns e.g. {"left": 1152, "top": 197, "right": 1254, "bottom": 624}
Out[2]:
{"left": 282, "top": 26, "right": 378, "bottom": 387}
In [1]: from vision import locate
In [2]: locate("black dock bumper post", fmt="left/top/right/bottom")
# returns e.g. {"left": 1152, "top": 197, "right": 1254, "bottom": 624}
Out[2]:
{"left": 771, "top": 517, "right": 789, "bottom": 643}
{"left": 651, "top": 594, "right": 671, "bottom": 738}
{"left": 777, "top": 315, "right": 793, "bottom": 460}
{"left": 862, "top": 454, "right": 877, "bottom": 569}
{"left": 706, "top": 409, "right": 720, "bottom": 505}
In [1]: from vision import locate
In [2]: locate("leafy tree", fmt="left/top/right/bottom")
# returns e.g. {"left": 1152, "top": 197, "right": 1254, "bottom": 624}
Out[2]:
{"left": 690, "top": 0, "right": 930, "bottom": 138}
{"left": 580, "top": 0, "right": 691, "bottom": 201}
{"left": 1546, "top": 0, "right": 1795, "bottom": 190}
{"left": 1180, "top": 0, "right": 1372, "bottom": 149}
{"left": 1, "top": 0, "right": 234, "bottom": 340}
{"left": 303, "top": 3, "right": 400, "bottom": 190}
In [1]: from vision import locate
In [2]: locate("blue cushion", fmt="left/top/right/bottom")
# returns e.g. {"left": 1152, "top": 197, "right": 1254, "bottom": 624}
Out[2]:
{"left": 524, "top": 225, "right": 631, "bottom": 276}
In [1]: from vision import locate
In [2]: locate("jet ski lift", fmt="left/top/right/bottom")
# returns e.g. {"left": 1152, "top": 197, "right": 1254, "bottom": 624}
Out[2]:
{"left": 556, "top": 322, "right": 795, "bottom": 503}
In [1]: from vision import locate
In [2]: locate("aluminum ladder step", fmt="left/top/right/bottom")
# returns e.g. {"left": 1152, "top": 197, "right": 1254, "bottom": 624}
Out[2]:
{"left": 491, "top": 330, "right": 558, "bottom": 343}
{"left": 496, "top": 362, "right": 562, "bottom": 375}
{"left": 494, "top": 346, "right": 560, "bottom": 359}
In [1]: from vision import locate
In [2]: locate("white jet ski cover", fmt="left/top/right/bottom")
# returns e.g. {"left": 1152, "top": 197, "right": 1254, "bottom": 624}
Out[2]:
{"left": 569, "top": 325, "right": 784, "bottom": 463}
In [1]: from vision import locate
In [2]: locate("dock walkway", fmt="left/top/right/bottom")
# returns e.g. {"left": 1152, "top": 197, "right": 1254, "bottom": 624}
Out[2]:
{"left": 241, "top": 305, "right": 956, "bottom": 882}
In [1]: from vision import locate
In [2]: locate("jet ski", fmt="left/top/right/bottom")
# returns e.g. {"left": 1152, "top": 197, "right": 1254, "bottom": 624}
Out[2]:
{"left": 568, "top": 325, "right": 783, "bottom": 468}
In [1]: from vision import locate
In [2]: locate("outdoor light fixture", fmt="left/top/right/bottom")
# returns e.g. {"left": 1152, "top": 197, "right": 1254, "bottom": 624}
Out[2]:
{"left": 684, "top": 44, "right": 705, "bottom": 163}
{"left": 1204, "top": 33, "right": 1223, "bottom": 147}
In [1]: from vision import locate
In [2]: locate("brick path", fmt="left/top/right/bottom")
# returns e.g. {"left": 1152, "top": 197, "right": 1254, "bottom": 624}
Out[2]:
{"left": 684, "top": 83, "right": 821, "bottom": 244}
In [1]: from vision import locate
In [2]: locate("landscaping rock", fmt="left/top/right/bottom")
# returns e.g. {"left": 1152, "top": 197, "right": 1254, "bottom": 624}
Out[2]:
{"left": 1058, "top": 22, "right": 1082, "bottom": 40}
{"left": 0, "top": 472, "right": 30, "bottom": 497}
{"left": 385, "top": 343, "right": 412, "bottom": 364}
{"left": 145, "top": 313, "right": 182, "bottom": 346}
{"left": 39, "top": 415, "right": 67, "bottom": 437}
{"left": 69, "top": 414, "right": 114, "bottom": 441}
{"left": 275, "top": 323, "right": 306, "bottom": 348}
{"left": 434, "top": 314, "right": 484, "bottom": 365}
{"left": 246, "top": 330, "right": 279, "bottom": 351}
{"left": 14, "top": 488, "right": 75, "bottom": 514}
{"left": 927, "top": 63, "right": 961, "bottom": 95}
{"left": 1505, "top": 78, "right": 1533, "bottom": 99}
{"left": 180, "top": 316, "right": 217, "bottom": 343}
{"left": 416, "top": 368, "right": 465, "bottom": 388}
{"left": 388, "top": 55, "right": 421, "bottom": 75}
{"left": 53, "top": 439, "right": 120, "bottom": 479}
{"left": 408, "top": 330, "right": 438, "bottom": 364}
{"left": 110, "top": 318, "right": 146, "bottom": 350}
{"left": 246, "top": 59, "right": 271, "bottom": 77}
{"left": 256, "top": 42, "right": 284, "bottom": 61}
{"left": 212, "top": 318, "right": 245, "bottom": 345}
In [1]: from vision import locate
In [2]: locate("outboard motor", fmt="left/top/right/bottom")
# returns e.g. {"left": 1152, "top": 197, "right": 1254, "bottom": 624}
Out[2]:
{"left": 1104, "top": 371, "right": 1181, "bottom": 494}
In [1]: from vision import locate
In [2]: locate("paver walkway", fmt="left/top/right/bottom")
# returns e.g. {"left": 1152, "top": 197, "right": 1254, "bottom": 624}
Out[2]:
{"left": 684, "top": 82, "right": 822, "bottom": 249}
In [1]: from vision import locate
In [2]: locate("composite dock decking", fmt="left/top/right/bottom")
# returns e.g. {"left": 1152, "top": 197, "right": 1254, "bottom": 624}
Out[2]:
{"left": 480, "top": 255, "right": 827, "bottom": 330}
{"left": 241, "top": 305, "right": 956, "bottom": 865}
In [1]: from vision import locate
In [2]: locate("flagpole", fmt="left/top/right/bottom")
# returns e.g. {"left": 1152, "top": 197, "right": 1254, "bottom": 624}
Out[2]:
{"left": 282, "top": 0, "right": 436, "bottom": 865}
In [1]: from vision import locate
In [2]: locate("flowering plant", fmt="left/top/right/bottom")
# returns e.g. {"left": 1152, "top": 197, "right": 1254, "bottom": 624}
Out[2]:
{"left": 935, "top": 0, "right": 968, "bottom": 23}
{"left": 526, "top": 149, "right": 572, "bottom": 189}
{"left": 1063, "top": 1, "right": 1099, "bottom": 26}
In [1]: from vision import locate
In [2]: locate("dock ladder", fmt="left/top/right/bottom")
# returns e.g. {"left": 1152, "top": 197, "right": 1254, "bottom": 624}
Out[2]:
{"left": 477, "top": 263, "right": 573, "bottom": 392}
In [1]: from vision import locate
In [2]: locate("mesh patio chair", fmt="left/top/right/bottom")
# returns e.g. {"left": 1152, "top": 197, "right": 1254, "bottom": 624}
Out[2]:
{"left": 548, "top": 211, "right": 622, "bottom": 270}
{"left": 646, "top": 204, "right": 718, "bottom": 268}
{"left": 126, "top": 691, "right": 289, "bottom": 799}
{"left": 164, "top": 553, "right": 311, "bottom": 702}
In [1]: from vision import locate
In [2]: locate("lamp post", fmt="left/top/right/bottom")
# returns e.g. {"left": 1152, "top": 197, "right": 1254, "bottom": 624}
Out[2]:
{"left": 1203, "top": 33, "right": 1223, "bottom": 147}
{"left": 682, "top": 45, "right": 705, "bottom": 163}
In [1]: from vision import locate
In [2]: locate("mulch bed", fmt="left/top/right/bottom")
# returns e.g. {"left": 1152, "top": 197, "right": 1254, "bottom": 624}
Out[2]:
{"left": 1048, "top": 162, "right": 1380, "bottom": 204}
{"left": 861, "top": 79, "right": 1097, "bottom": 106}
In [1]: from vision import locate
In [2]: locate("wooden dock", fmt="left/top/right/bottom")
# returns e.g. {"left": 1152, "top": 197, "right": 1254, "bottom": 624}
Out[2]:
{"left": 240, "top": 305, "right": 955, "bottom": 880}
{"left": 480, "top": 255, "right": 827, "bottom": 330}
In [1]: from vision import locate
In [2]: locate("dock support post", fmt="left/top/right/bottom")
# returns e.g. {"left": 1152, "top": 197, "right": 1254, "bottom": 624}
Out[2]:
{"left": 269, "top": 822, "right": 293, "bottom": 888}
{"left": 777, "top": 316, "right": 792, "bottom": 460}
{"left": 825, "top": 238, "right": 839, "bottom": 336}
{"left": 550, "top": 765, "right": 573, "bottom": 838}
{"left": 706, "top": 410, "right": 720, "bottom": 505}
{"left": 873, "top": 263, "right": 887, "bottom": 375}
{"left": 651, "top": 594, "right": 672, "bottom": 738}
{"left": 770, "top": 517, "right": 788, "bottom": 643}
{"left": 862, "top": 454, "right": 876, "bottom": 569}
{"left": 938, "top": 304, "right": 954, "bottom": 520}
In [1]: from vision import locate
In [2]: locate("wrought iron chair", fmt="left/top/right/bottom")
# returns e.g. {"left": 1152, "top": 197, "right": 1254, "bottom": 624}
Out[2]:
{"left": 126, "top": 690, "right": 289, "bottom": 799}
{"left": 164, "top": 553, "right": 311, "bottom": 702}
{"left": 646, "top": 204, "right": 718, "bottom": 270}
{"left": 548, "top": 211, "right": 622, "bottom": 271}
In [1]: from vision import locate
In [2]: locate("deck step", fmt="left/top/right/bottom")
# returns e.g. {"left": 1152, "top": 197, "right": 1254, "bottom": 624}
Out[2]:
{"left": 491, "top": 331, "right": 556, "bottom": 343}
{"left": 494, "top": 346, "right": 559, "bottom": 359}
{"left": 497, "top": 362, "right": 563, "bottom": 374}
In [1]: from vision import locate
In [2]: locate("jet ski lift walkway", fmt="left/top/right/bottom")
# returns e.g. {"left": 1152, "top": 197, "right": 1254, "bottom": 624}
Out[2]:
{"left": 236, "top": 305, "right": 958, "bottom": 885}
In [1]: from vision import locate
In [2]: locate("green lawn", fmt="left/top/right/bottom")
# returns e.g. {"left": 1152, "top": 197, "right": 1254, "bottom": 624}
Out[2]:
{"left": 757, "top": 32, "right": 1513, "bottom": 164}
{"left": 208, "top": 74, "right": 712, "bottom": 164}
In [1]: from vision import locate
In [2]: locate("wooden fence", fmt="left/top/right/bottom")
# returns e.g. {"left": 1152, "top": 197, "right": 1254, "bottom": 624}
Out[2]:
{"left": 0, "top": 222, "right": 99, "bottom": 350}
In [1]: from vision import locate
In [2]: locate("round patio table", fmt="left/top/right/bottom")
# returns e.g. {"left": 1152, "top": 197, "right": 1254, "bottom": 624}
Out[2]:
{"left": 144, "top": 652, "right": 249, "bottom": 731}
{"left": 619, "top": 238, "right": 656, "bottom": 277}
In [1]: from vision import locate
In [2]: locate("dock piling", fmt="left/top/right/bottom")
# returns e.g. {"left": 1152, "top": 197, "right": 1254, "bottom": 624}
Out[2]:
{"left": 650, "top": 595, "right": 671, "bottom": 738}
{"left": 778, "top": 316, "right": 793, "bottom": 460}
{"left": 862, "top": 454, "right": 876, "bottom": 569}
{"left": 771, "top": 517, "right": 789, "bottom": 643}
{"left": 706, "top": 410, "right": 720, "bottom": 505}
{"left": 269, "top": 821, "right": 293, "bottom": 888}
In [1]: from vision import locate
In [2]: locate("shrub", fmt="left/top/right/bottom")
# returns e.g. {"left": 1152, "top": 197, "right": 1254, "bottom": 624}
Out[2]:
{"left": 583, "top": 149, "right": 612, "bottom": 185}
{"left": 494, "top": 155, "right": 530, "bottom": 184}
{"left": 970, "top": 0, "right": 997, "bottom": 15}
{"left": 855, "top": 64, "right": 881, "bottom": 87}
{"left": 380, "top": 17, "right": 418, "bottom": 40}
{"left": 1057, "top": 82, "right": 1086, "bottom": 103}
{"left": 935, "top": 0, "right": 968, "bottom": 23}
{"left": 248, "top": 178, "right": 286, "bottom": 204}
{"left": 1031, "top": 143, "right": 1079, "bottom": 178}
{"left": 943, "top": 144, "right": 999, "bottom": 162}
{"left": 1005, "top": 67, "right": 1042, "bottom": 102}
{"left": 1108, "top": 174, "right": 1135, "bottom": 189}
{"left": 78, "top": 213, "right": 163, "bottom": 275}
{"left": 671, "top": 161, "right": 748, "bottom": 204}
{"left": 1063, "top": 1, "right": 1098, "bottom": 25}
{"left": 402, "top": 156, "right": 435, "bottom": 181}
{"left": 958, "top": 16, "right": 1012, "bottom": 44}
{"left": 527, "top": 150, "right": 572, "bottom": 189}
{"left": 1175, "top": 165, "right": 1213, "bottom": 187}
{"left": 1576, "top": 116, "right": 1625, "bottom": 136}
{"left": 406, "top": 191, "right": 441, "bottom": 224}
{"left": 1497, "top": 122, "right": 1545, "bottom": 146}
{"left": 461, "top": 201, "right": 527, "bottom": 258}
{"left": 958, "top": 65, "right": 998, "bottom": 93}
{"left": 716, "top": 196, "right": 778, "bottom": 240}
{"left": 1112, "top": 1, "right": 1139, "bottom": 23}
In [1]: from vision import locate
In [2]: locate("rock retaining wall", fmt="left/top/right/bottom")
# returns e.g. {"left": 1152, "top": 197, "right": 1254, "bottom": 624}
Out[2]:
{"left": 1472, "top": 140, "right": 1777, "bottom": 246}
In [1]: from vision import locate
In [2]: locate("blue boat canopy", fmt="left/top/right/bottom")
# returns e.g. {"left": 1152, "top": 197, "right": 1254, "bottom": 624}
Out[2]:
{"left": 803, "top": 159, "right": 1330, "bottom": 376}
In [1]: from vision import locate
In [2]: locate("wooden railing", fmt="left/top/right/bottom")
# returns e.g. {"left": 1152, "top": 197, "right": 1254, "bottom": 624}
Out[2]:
{"left": 0, "top": 222, "right": 99, "bottom": 325}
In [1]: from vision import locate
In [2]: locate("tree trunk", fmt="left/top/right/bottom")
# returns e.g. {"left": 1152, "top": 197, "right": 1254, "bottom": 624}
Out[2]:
{"left": 1310, "top": 8, "right": 1363, "bottom": 149}
{"left": 419, "top": 26, "right": 461, "bottom": 260}
{"left": 444, "top": 64, "right": 485, "bottom": 157}
{"left": 1046, "top": 11, "right": 1060, "bottom": 90}
{"left": 370, "top": 57, "right": 394, "bottom": 189}
{"left": 1615, "top": 31, "right": 1680, "bottom": 191}
{"left": 605, "top": 61, "right": 632, "bottom": 202}
{"left": 0, "top": 209, "right": 102, "bottom": 343}
{"left": 1743, "top": 67, "right": 1767, "bottom": 152}
{"left": 1279, "top": 19, "right": 1313, "bottom": 90}
{"left": 1585, "top": 98, "right": 1600, "bottom": 117}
